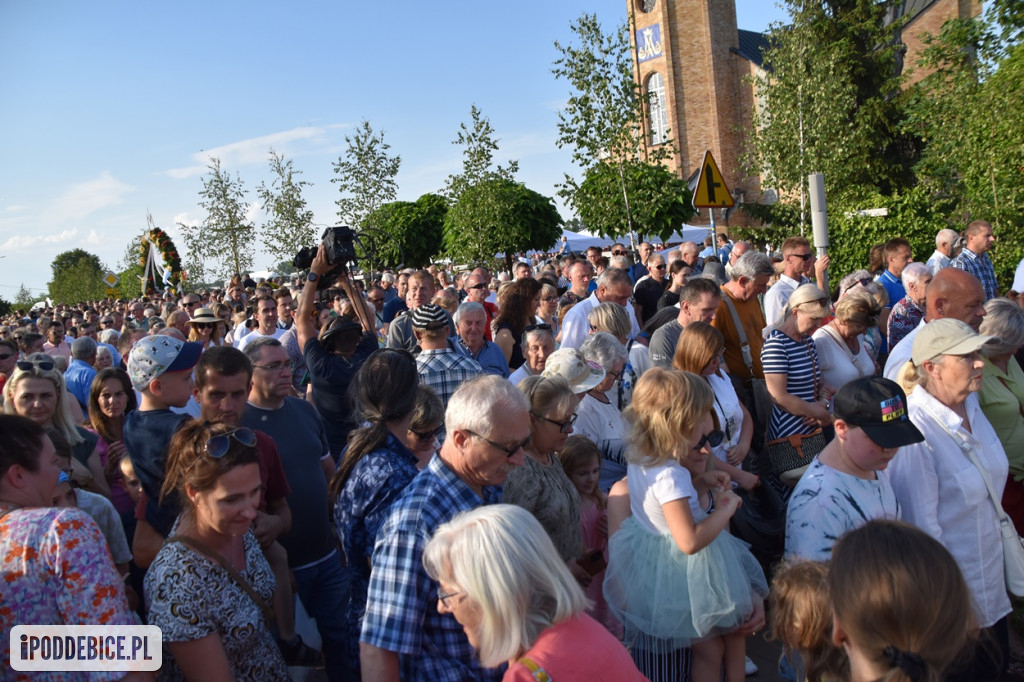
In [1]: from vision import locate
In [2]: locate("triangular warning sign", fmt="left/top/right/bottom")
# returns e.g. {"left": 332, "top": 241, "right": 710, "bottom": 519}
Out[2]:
{"left": 692, "top": 151, "right": 734, "bottom": 209}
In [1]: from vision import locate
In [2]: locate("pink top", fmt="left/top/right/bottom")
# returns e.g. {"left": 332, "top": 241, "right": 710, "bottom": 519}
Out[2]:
{"left": 579, "top": 501, "right": 622, "bottom": 637}
{"left": 503, "top": 613, "right": 647, "bottom": 682}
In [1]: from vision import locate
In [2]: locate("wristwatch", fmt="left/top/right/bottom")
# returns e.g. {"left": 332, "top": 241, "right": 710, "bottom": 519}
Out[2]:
{"left": 307, "top": 272, "right": 319, "bottom": 283}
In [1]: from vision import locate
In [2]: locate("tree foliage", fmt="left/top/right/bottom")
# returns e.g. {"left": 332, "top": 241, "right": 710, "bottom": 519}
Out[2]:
{"left": 574, "top": 162, "right": 694, "bottom": 241}
{"left": 746, "top": 0, "right": 913, "bottom": 205}
{"left": 364, "top": 193, "right": 447, "bottom": 269}
{"left": 48, "top": 249, "right": 107, "bottom": 304}
{"left": 332, "top": 120, "right": 401, "bottom": 229}
{"left": 258, "top": 150, "right": 316, "bottom": 265}
{"left": 443, "top": 105, "right": 519, "bottom": 203}
{"left": 178, "top": 157, "right": 256, "bottom": 282}
{"left": 443, "top": 179, "right": 562, "bottom": 271}
{"left": 14, "top": 284, "right": 38, "bottom": 309}
{"left": 552, "top": 13, "right": 683, "bottom": 242}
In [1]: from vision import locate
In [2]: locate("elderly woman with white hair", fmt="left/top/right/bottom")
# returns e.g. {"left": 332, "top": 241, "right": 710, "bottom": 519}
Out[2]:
{"left": 761, "top": 285, "right": 833, "bottom": 488}
{"left": 978, "top": 297, "right": 1024, "bottom": 532}
{"left": 887, "top": 261, "right": 932, "bottom": 350}
{"left": 573, "top": 332, "right": 630, "bottom": 492}
{"left": 889, "top": 318, "right": 1009, "bottom": 680}
{"left": 508, "top": 324, "right": 556, "bottom": 385}
{"left": 423, "top": 504, "right": 646, "bottom": 681}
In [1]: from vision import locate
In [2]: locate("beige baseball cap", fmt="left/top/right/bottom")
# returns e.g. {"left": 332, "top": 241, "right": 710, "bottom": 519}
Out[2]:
{"left": 541, "top": 348, "right": 605, "bottom": 393}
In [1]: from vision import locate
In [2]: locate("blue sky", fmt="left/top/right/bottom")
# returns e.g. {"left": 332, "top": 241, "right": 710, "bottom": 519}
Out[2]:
{"left": 0, "top": 0, "right": 787, "bottom": 296}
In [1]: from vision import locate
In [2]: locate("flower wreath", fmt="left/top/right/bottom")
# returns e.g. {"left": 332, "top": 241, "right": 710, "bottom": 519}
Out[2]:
{"left": 139, "top": 227, "right": 183, "bottom": 289}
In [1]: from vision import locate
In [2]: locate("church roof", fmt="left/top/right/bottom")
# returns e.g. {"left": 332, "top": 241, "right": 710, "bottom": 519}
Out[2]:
{"left": 733, "top": 29, "right": 771, "bottom": 68}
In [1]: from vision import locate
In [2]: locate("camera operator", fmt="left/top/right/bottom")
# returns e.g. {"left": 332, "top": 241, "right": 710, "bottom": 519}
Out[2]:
{"left": 297, "top": 243, "right": 379, "bottom": 459}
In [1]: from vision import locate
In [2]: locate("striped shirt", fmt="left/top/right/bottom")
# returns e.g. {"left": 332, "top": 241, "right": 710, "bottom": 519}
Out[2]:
{"left": 761, "top": 329, "right": 822, "bottom": 440}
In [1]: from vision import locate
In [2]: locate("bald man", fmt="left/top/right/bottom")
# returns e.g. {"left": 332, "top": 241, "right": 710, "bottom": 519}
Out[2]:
{"left": 883, "top": 267, "right": 988, "bottom": 380}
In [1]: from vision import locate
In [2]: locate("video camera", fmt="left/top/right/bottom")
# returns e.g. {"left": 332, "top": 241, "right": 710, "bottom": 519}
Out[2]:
{"left": 294, "top": 226, "right": 359, "bottom": 290}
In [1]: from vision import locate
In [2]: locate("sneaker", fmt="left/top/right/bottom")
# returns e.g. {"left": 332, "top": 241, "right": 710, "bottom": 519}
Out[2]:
{"left": 745, "top": 655, "right": 758, "bottom": 675}
{"left": 278, "top": 635, "right": 324, "bottom": 667}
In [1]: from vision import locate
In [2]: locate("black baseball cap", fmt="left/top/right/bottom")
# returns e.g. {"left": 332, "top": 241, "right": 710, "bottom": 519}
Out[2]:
{"left": 832, "top": 376, "right": 924, "bottom": 449}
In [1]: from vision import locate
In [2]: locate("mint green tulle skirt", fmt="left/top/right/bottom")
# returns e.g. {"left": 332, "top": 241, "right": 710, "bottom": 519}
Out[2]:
{"left": 603, "top": 517, "right": 768, "bottom": 650}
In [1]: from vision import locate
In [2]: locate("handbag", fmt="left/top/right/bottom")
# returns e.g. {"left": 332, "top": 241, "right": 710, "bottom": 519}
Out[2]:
{"left": 731, "top": 482, "right": 786, "bottom": 564}
{"left": 765, "top": 429, "right": 826, "bottom": 480}
{"left": 959, "top": 439, "right": 1024, "bottom": 597}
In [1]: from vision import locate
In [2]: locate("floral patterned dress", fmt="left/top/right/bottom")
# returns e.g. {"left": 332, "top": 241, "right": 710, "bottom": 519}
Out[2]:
{"left": 145, "top": 522, "right": 288, "bottom": 681}
{"left": 0, "top": 505, "right": 137, "bottom": 682}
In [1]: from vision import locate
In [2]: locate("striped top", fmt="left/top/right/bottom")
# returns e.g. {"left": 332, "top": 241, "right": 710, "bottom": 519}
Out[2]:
{"left": 761, "top": 329, "right": 822, "bottom": 440}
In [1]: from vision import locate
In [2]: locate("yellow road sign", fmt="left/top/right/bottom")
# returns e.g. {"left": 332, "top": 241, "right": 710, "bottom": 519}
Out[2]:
{"left": 692, "top": 151, "right": 734, "bottom": 209}
{"left": 106, "top": 288, "right": 117, "bottom": 296}
{"left": 102, "top": 271, "right": 119, "bottom": 287}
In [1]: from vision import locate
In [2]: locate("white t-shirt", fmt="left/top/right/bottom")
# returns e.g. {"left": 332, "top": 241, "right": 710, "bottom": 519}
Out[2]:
{"left": 812, "top": 325, "right": 874, "bottom": 390}
{"left": 708, "top": 372, "right": 744, "bottom": 462}
{"left": 627, "top": 460, "right": 703, "bottom": 534}
{"left": 236, "top": 327, "right": 287, "bottom": 351}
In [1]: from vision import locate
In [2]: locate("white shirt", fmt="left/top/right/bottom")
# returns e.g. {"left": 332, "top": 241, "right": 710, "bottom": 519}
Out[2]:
{"left": 507, "top": 363, "right": 532, "bottom": 387}
{"left": 763, "top": 274, "right": 806, "bottom": 330}
{"left": 812, "top": 325, "right": 874, "bottom": 389}
{"left": 559, "top": 292, "right": 641, "bottom": 350}
{"left": 925, "top": 249, "right": 951, "bottom": 275}
{"left": 888, "top": 386, "right": 1011, "bottom": 627}
{"left": 236, "top": 327, "right": 286, "bottom": 351}
{"left": 708, "top": 372, "right": 743, "bottom": 461}
{"left": 883, "top": 318, "right": 927, "bottom": 381}
{"left": 627, "top": 460, "right": 702, "bottom": 534}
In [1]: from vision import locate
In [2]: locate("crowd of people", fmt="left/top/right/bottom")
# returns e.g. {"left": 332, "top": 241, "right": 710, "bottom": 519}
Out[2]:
{"left": 2, "top": 219, "right": 1024, "bottom": 682}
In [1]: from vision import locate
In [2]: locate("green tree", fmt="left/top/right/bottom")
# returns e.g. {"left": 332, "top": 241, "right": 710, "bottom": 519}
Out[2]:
{"left": 332, "top": 120, "right": 401, "bottom": 228}
{"left": 178, "top": 157, "right": 256, "bottom": 282}
{"left": 116, "top": 232, "right": 148, "bottom": 297}
{"left": 258, "top": 150, "right": 316, "bottom": 264}
{"left": 0, "top": 296, "right": 11, "bottom": 318}
{"left": 574, "top": 162, "right": 693, "bottom": 242}
{"left": 364, "top": 193, "right": 447, "bottom": 269}
{"left": 746, "top": 0, "right": 913, "bottom": 210}
{"left": 48, "top": 249, "right": 107, "bottom": 304}
{"left": 443, "top": 178, "right": 562, "bottom": 272}
{"left": 552, "top": 13, "right": 685, "bottom": 242}
{"left": 443, "top": 105, "right": 519, "bottom": 203}
{"left": 13, "top": 284, "right": 38, "bottom": 309}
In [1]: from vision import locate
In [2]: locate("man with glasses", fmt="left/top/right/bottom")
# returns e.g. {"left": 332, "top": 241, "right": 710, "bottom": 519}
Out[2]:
{"left": 179, "top": 294, "right": 202, "bottom": 312}
{"left": 632, "top": 252, "right": 667, "bottom": 326}
{"left": 463, "top": 273, "right": 497, "bottom": 340}
{"left": 365, "top": 285, "right": 387, "bottom": 331}
{"left": 362, "top": 376, "right": 529, "bottom": 682}
{"left": 764, "top": 236, "right": 816, "bottom": 328}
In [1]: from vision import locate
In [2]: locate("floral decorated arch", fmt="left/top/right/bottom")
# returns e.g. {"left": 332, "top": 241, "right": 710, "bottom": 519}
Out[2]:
{"left": 139, "top": 226, "right": 183, "bottom": 293}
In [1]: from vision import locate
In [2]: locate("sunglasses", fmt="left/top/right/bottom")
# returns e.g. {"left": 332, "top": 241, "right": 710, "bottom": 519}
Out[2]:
{"left": 17, "top": 359, "right": 55, "bottom": 372}
{"left": 788, "top": 252, "right": 814, "bottom": 261}
{"left": 409, "top": 425, "right": 442, "bottom": 443}
{"left": 193, "top": 322, "right": 216, "bottom": 330}
{"left": 612, "top": 250, "right": 626, "bottom": 256}
{"left": 523, "top": 323, "right": 552, "bottom": 334}
{"left": 186, "top": 427, "right": 258, "bottom": 473}
{"left": 693, "top": 430, "right": 725, "bottom": 451}
{"left": 653, "top": 264, "right": 667, "bottom": 270}
{"left": 0, "top": 353, "right": 14, "bottom": 361}
{"left": 540, "top": 296, "right": 558, "bottom": 303}
{"left": 467, "top": 282, "right": 488, "bottom": 290}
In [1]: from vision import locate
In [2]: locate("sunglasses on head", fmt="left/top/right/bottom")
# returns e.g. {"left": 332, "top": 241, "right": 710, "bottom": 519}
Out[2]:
{"left": 523, "top": 323, "right": 552, "bottom": 334}
{"left": 17, "top": 359, "right": 55, "bottom": 372}
{"left": 206, "top": 427, "right": 257, "bottom": 458}
{"left": 409, "top": 425, "right": 442, "bottom": 443}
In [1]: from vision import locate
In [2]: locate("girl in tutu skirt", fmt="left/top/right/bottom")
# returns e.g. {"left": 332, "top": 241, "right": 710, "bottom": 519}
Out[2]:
{"left": 604, "top": 368, "right": 768, "bottom": 682}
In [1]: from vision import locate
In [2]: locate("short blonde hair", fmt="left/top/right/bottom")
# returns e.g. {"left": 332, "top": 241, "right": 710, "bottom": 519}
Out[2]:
{"left": 422, "top": 504, "right": 587, "bottom": 667}
{"left": 517, "top": 375, "right": 578, "bottom": 421}
{"left": 833, "top": 290, "right": 880, "bottom": 329}
{"left": 587, "top": 302, "right": 630, "bottom": 341}
{"left": 623, "top": 368, "right": 713, "bottom": 466}
{"left": 785, "top": 284, "right": 831, "bottom": 321}
{"left": 672, "top": 321, "right": 724, "bottom": 375}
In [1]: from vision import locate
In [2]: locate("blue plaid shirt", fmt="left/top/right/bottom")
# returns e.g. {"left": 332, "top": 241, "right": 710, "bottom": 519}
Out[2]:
{"left": 952, "top": 248, "right": 998, "bottom": 301}
{"left": 416, "top": 349, "right": 483, "bottom": 408}
{"left": 361, "top": 454, "right": 504, "bottom": 681}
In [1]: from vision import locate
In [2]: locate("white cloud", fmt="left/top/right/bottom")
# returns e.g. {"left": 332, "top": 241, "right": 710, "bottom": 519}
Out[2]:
{"left": 1, "top": 228, "right": 79, "bottom": 251}
{"left": 172, "top": 212, "right": 199, "bottom": 228}
{"left": 164, "top": 124, "right": 349, "bottom": 179}
{"left": 4, "top": 205, "right": 27, "bottom": 212}
{"left": 42, "top": 172, "right": 136, "bottom": 225}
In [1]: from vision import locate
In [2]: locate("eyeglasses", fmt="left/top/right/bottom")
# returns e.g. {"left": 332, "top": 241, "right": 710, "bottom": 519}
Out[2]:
{"left": 437, "top": 588, "right": 464, "bottom": 609}
{"left": 183, "top": 300, "right": 200, "bottom": 307}
{"left": 467, "top": 282, "right": 488, "bottom": 290}
{"left": 16, "top": 359, "right": 55, "bottom": 372}
{"left": 464, "top": 430, "right": 530, "bottom": 458}
{"left": 187, "top": 427, "right": 258, "bottom": 472}
{"left": 607, "top": 367, "right": 623, "bottom": 381}
{"left": 612, "top": 250, "right": 626, "bottom": 256}
{"left": 693, "top": 430, "right": 725, "bottom": 451}
{"left": 532, "top": 412, "right": 577, "bottom": 433}
{"left": 540, "top": 296, "right": 558, "bottom": 303}
{"left": 252, "top": 361, "right": 291, "bottom": 373}
{"left": 409, "top": 425, "right": 442, "bottom": 443}
{"left": 788, "top": 252, "right": 813, "bottom": 261}
{"left": 653, "top": 264, "right": 667, "bottom": 270}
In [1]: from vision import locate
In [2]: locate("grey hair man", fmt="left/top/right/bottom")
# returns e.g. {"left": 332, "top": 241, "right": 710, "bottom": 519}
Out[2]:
{"left": 559, "top": 267, "right": 641, "bottom": 349}
{"left": 926, "top": 228, "right": 960, "bottom": 275}
{"left": 64, "top": 336, "right": 98, "bottom": 411}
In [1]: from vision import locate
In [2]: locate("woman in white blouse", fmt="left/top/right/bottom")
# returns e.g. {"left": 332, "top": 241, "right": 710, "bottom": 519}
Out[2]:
{"left": 889, "top": 318, "right": 1008, "bottom": 681}
{"left": 813, "top": 291, "right": 879, "bottom": 389}
{"left": 575, "top": 332, "right": 628, "bottom": 493}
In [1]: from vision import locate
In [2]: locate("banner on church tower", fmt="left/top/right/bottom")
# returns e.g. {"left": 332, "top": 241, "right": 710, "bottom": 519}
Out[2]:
{"left": 636, "top": 24, "right": 663, "bottom": 62}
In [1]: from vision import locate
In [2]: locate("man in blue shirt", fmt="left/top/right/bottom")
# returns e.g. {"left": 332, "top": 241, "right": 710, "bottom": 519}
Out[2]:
{"left": 952, "top": 219, "right": 999, "bottom": 301}
{"left": 64, "top": 336, "right": 97, "bottom": 411}
{"left": 878, "top": 238, "right": 913, "bottom": 308}
{"left": 452, "top": 302, "right": 509, "bottom": 378}
{"left": 360, "top": 376, "right": 531, "bottom": 682}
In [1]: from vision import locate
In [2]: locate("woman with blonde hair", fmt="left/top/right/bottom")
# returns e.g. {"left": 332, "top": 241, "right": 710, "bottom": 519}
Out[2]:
{"left": 889, "top": 319, "right": 1008, "bottom": 680}
{"left": 812, "top": 290, "right": 879, "bottom": 388}
{"left": 587, "top": 301, "right": 630, "bottom": 343}
{"left": 423, "top": 504, "right": 646, "bottom": 680}
{"left": 761, "top": 284, "right": 833, "bottom": 487}
{"left": 186, "top": 307, "right": 224, "bottom": 348}
{"left": 3, "top": 354, "right": 109, "bottom": 497}
{"left": 673, "top": 322, "right": 758, "bottom": 490}
{"left": 606, "top": 367, "right": 767, "bottom": 682}
{"left": 535, "top": 282, "right": 561, "bottom": 338}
